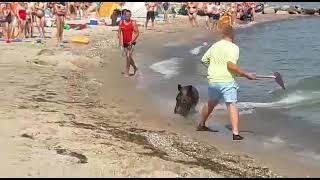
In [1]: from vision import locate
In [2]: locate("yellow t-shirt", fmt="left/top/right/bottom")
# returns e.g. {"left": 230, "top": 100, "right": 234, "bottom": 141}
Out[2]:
{"left": 201, "top": 39, "right": 239, "bottom": 83}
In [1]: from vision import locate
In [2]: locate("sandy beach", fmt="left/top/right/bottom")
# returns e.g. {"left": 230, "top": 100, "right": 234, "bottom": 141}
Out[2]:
{"left": 0, "top": 13, "right": 317, "bottom": 178}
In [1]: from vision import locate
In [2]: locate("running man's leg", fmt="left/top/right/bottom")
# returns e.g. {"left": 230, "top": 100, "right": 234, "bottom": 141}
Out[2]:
{"left": 145, "top": 12, "right": 150, "bottom": 30}
{"left": 124, "top": 47, "right": 131, "bottom": 77}
{"left": 222, "top": 82, "right": 243, "bottom": 140}
{"left": 225, "top": 102, "right": 240, "bottom": 135}
{"left": 198, "top": 83, "right": 221, "bottom": 130}
{"left": 199, "top": 99, "right": 219, "bottom": 127}
{"left": 151, "top": 12, "right": 155, "bottom": 30}
{"left": 127, "top": 45, "right": 138, "bottom": 75}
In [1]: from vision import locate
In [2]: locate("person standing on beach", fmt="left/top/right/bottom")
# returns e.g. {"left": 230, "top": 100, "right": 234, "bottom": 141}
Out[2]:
{"left": 162, "top": 2, "right": 169, "bottom": 22}
{"left": 204, "top": 2, "right": 215, "bottom": 30}
{"left": 54, "top": 2, "right": 67, "bottom": 47}
{"left": 118, "top": 9, "right": 139, "bottom": 77}
{"left": 199, "top": 25, "right": 256, "bottom": 141}
{"left": 187, "top": 2, "right": 198, "bottom": 27}
{"left": 212, "top": 2, "right": 221, "bottom": 31}
{"left": 145, "top": 2, "right": 157, "bottom": 30}
{"left": 3, "top": 3, "right": 13, "bottom": 43}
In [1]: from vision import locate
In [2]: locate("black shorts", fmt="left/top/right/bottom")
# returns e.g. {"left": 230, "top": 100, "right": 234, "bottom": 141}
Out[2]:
{"left": 123, "top": 42, "right": 136, "bottom": 48}
{"left": 212, "top": 14, "right": 220, "bottom": 20}
{"left": 146, "top": 11, "right": 155, "bottom": 21}
{"left": 207, "top": 13, "right": 213, "bottom": 18}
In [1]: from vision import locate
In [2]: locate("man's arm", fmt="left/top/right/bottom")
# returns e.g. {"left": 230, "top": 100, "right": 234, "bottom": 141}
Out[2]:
{"left": 201, "top": 47, "right": 212, "bottom": 67}
{"left": 118, "top": 22, "right": 123, "bottom": 46}
{"left": 227, "top": 62, "right": 256, "bottom": 80}
{"left": 130, "top": 20, "right": 139, "bottom": 43}
{"left": 226, "top": 46, "right": 256, "bottom": 80}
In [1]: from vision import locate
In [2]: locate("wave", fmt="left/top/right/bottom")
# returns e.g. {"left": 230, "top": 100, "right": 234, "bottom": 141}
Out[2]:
{"left": 236, "top": 76, "right": 320, "bottom": 112}
{"left": 235, "top": 21, "right": 257, "bottom": 29}
{"left": 149, "top": 57, "right": 183, "bottom": 79}
{"left": 189, "top": 42, "right": 208, "bottom": 55}
{"left": 163, "top": 41, "right": 181, "bottom": 47}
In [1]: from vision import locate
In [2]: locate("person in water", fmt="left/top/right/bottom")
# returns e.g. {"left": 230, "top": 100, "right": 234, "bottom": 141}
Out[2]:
{"left": 199, "top": 25, "right": 256, "bottom": 141}
{"left": 118, "top": 9, "right": 140, "bottom": 77}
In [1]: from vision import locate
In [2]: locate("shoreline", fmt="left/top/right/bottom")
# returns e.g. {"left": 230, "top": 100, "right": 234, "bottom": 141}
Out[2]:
{"left": 88, "top": 12, "right": 319, "bottom": 177}
{"left": 0, "top": 13, "right": 318, "bottom": 177}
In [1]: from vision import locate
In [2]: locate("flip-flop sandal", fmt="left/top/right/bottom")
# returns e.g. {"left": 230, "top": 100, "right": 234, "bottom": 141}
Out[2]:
{"left": 196, "top": 125, "right": 210, "bottom": 131}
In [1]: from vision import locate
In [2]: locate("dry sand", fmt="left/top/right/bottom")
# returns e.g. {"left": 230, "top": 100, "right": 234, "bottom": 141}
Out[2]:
{"left": 0, "top": 14, "right": 311, "bottom": 178}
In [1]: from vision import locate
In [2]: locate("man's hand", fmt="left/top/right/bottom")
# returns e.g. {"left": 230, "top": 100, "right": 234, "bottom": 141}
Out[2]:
{"left": 245, "top": 72, "right": 256, "bottom": 80}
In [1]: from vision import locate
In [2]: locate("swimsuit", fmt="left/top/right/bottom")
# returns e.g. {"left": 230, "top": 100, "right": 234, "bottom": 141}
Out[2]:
{"left": 146, "top": 11, "right": 155, "bottom": 21}
{"left": 5, "top": 11, "right": 12, "bottom": 24}
{"left": 18, "top": 9, "right": 27, "bottom": 20}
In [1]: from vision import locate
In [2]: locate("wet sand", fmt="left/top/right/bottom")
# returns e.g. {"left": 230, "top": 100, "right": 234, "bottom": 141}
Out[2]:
{"left": 0, "top": 14, "right": 316, "bottom": 177}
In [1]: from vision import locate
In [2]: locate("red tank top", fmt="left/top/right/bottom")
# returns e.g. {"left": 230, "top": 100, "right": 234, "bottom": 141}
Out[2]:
{"left": 120, "top": 20, "right": 134, "bottom": 44}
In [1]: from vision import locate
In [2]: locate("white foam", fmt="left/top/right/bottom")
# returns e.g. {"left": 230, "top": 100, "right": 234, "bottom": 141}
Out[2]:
{"left": 189, "top": 45, "right": 203, "bottom": 55}
{"left": 163, "top": 41, "right": 181, "bottom": 47}
{"left": 235, "top": 21, "right": 257, "bottom": 29}
{"left": 149, "top": 57, "right": 183, "bottom": 79}
{"left": 237, "top": 90, "right": 320, "bottom": 111}
{"left": 270, "top": 136, "right": 285, "bottom": 143}
{"left": 297, "top": 150, "right": 320, "bottom": 161}
{"left": 189, "top": 42, "right": 208, "bottom": 55}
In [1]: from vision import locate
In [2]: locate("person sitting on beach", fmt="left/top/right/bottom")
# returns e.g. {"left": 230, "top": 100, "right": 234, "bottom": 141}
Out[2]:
{"left": 145, "top": 2, "right": 157, "bottom": 30}
{"left": 199, "top": 25, "right": 256, "bottom": 141}
{"left": 54, "top": 2, "right": 67, "bottom": 46}
{"left": 240, "top": 2, "right": 254, "bottom": 22}
{"left": 118, "top": 9, "right": 140, "bottom": 77}
{"left": 186, "top": 2, "right": 198, "bottom": 27}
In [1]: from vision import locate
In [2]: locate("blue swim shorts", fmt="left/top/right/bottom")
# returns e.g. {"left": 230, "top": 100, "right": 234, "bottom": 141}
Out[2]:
{"left": 208, "top": 82, "right": 239, "bottom": 103}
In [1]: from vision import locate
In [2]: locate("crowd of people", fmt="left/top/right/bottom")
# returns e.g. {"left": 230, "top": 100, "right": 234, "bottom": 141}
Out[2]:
{"left": 142, "top": 2, "right": 260, "bottom": 31}
{"left": 0, "top": 2, "right": 104, "bottom": 44}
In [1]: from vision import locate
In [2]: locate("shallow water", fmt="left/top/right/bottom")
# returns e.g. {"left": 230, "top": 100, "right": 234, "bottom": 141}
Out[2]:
{"left": 135, "top": 15, "right": 320, "bottom": 172}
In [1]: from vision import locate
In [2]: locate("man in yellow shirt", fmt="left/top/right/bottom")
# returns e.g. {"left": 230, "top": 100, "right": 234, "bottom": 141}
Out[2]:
{"left": 199, "top": 25, "right": 256, "bottom": 141}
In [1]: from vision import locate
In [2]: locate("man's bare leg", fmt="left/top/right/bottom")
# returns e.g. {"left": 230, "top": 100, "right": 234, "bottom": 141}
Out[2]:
{"left": 198, "top": 100, "right": 219, "bottom": 130}
{"left": 40, "top": 16, "right": 45, "bottom": 38}
{"left": 123, "top": 49, "right": 131, "bottom": 77}
{"left": 145, "top": 18, "right": 149, "bottom": 30}
{"left": 226, "top": 102, "right": 240, "bottom": 135}
{"left": 151, "top": 19, "right": 154, "bottom": 30}
{"left": 205, "top": 16, "right": 209, "bottom": 30}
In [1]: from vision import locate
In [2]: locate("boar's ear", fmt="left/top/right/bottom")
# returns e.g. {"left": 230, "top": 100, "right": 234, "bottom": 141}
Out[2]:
{"left": 178, "top": 84, "right": 182, "bottom": 91}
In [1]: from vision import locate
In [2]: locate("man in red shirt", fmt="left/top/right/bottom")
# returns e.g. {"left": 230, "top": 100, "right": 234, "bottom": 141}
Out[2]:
{"left": 118, "top": 9, "right": 140, "bottom": 77}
